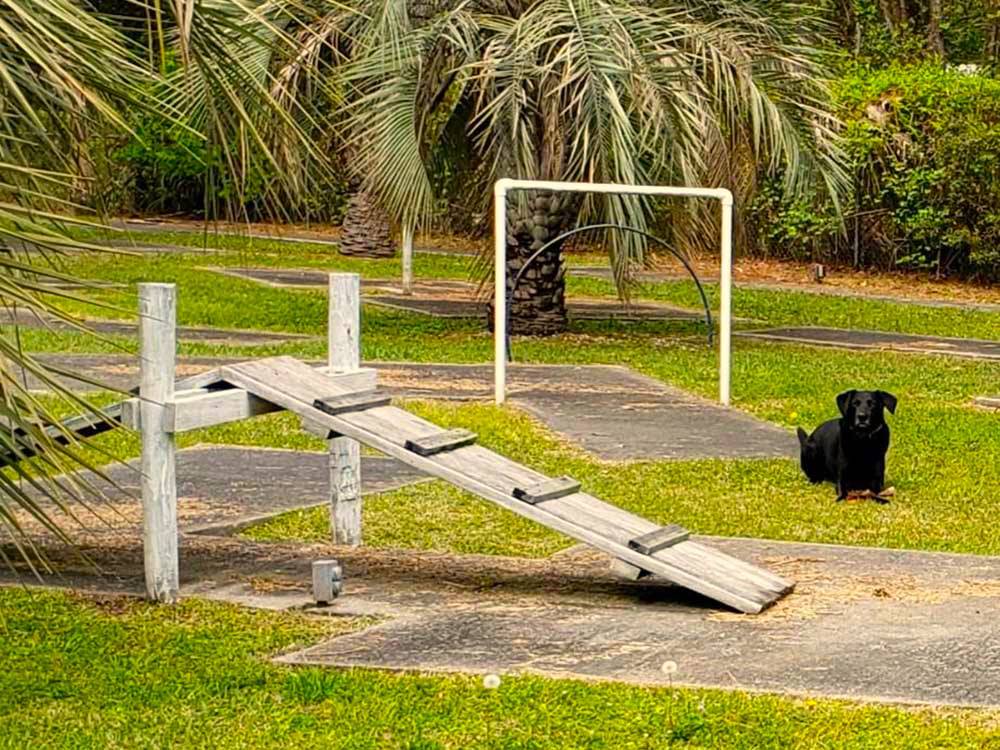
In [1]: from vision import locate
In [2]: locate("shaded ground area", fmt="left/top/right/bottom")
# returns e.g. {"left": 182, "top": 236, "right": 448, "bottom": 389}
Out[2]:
{"left": 209, "top": 267, "right": 715, "bottom": 322}
{"left": 738, "top": 327, "right": 1000, "bottom": 361}
{"left": 32, "top": 355, "right": 797, "bottom": 461}
{"left": 8, "top": 531, "right": 1000, "bottom": 708}
{"left": 0, "top": 309, "right": 312, "bottom": 346}
{"left": 43, "top": 447, "right": 425, "bottom": 538}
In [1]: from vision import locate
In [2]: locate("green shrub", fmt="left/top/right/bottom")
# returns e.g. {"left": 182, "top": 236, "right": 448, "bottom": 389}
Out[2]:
{"left": 750, "top": 63, "right": 1000, "bottom": 279}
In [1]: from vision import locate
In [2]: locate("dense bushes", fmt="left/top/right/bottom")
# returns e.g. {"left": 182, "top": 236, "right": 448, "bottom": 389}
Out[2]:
{"left": 750, "top": 63, "right": 1000, "bottom": 279}
{"left": 107, "top": 117, "right": 350, "bottom": 223}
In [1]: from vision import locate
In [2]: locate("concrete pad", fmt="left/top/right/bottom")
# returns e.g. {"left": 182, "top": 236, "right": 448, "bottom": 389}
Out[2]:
{"left": 738, "top": 327, "right": 1000, "bottom": 361}
{"left": 207, "top": 267, "right": 712, "bottom": 322}
{"left": 275, "top": 537, "right": 1000, "bottom": 709}
{"left": 9, "top": 528, "right": 1000, "bottom": 707}
{"left": 30, "top": 446, "right": 425, "bottom": 539}
{"left": 367, "top": 294, "right": 711, "bottom": 323}
{"left": 31, "top": 355, "right": 796, "bottom": 461}
{"left": 572, "top": 266, "right": 1000, "bottom": 313}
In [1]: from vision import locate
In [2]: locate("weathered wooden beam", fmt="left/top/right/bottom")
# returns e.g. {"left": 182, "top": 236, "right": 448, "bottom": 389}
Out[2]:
{"left": 167, "top": 389, "right": 280, "bottom": 432}
{"left": 513, "top": 476, "right": 581, "bottom": 505}
{"left": 139, "top": 283, "right": 179, "bottom": 604}
{"left": 628, "top": 524, "right": 690, "bottom": 555}
{"left": 328, "top": 273, "right": 363, "bottom": 546}
{"left": 121, "top": 368, "right": 379, "bottom": 433}
{"left": 974, "top": 396, "right": 1000, "bottom": 410}
{"left": 404, "top": 428, "right": 477, "bottom": 456}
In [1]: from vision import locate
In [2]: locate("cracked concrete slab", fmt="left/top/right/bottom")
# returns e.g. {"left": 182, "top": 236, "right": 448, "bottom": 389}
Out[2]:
{"left": 572, "top": 266, "right": 1000, "bottom": 313}
{"left": 24, "top": 447, "right": 425, "bottom": 540}
{"left": 276, "top": 538, "right": 1000, "bottom": 709}
{"left": 8, "top": 526, "right": 1000, "bottom": 708}
{"left": 207, "top": 267, "right": 712, "bottom": 322}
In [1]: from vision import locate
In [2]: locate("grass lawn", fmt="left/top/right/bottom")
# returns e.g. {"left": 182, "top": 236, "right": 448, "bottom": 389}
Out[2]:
{"left": 42, "top": 231, "right": 1000, "bottom": 343}
{"left": 2, "top": 587, "right": 999, "bottom": 750}
{"left": 22, "top": 238, "right": 998, "bottom": 557}
{"left": 6, "top": 235, "right": 1000, "bottom": 747}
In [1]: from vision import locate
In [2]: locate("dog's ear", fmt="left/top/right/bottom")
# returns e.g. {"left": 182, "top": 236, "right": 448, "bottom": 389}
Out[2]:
{"left": 836, "top": 390, "right": 854, "bottom": 416}
{"left": 878, "top": 391, "right": 898, "bottom": 414}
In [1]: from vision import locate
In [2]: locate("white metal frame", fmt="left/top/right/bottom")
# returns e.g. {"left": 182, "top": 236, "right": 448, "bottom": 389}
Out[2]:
{"left": 493, "top": 178, "right": 734, "bottom": 406}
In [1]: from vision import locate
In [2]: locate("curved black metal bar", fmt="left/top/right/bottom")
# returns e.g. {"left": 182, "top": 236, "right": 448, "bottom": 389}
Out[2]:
{"left": 504, "top": 223, "right": 714, "bottom": 361}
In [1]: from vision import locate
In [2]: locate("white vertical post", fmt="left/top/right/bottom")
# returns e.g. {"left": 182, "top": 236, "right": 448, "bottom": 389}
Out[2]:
{"left": 401, "top": 224, "right": 414, "bottom": 296}
{"left": 719, "top": 193, "right": 733, "bottom": 407}
{"left": 493, "top": 181, "right": 509, "bottom": 405}
{"left": 328, "top": 273, "right": 363, "bottom": 545}
{"left": 139, "top": 283, "right": 178, "bottom": 603}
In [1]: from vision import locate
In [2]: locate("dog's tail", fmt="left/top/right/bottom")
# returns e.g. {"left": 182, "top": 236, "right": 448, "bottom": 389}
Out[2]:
{"left": 796, "top": 427, "right": 825, "bottom": 484}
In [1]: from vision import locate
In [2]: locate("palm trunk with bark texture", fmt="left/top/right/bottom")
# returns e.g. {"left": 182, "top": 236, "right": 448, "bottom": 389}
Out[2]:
{"left": 502, "top": 191, "right": 576, "bottom": 336}
{"left": 338, "top": 189, "right": 396, "bottom": 258}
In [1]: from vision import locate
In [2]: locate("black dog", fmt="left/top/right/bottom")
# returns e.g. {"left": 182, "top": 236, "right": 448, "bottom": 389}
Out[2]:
{"left": 797, "top": 390, "right": 898, "bottom": 501}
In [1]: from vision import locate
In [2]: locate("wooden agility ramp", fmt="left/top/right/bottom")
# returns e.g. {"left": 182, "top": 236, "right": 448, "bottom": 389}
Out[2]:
{"left": 216, "top": 356, "right": 793, "bottom": 614}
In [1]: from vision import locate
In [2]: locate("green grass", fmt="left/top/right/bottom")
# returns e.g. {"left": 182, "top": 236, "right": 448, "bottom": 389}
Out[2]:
{"left": 2, "top": 587, "right": 998, "bottom": 750}
{"left": 31, "top": 232, "right": 1000, "bottom": 344}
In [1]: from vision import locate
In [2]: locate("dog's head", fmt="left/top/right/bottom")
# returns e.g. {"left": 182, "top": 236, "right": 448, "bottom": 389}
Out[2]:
{"left": 837, "top": 389, "right": 897, "bottom": 434}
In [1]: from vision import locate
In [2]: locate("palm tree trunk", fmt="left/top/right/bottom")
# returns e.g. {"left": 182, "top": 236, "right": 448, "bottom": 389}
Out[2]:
{"left": 928, "top": 0, "right": 945, "bottom": 56}
{"left": 338, "top": 189, "right": 396, "bottom": 258}
{"left": 503, "top": 191, "right": 575, "bottom": 336}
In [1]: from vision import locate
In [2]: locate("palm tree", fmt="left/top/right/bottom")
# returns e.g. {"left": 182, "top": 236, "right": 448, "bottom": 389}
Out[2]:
{"left": 333, "top": 0, "right": 847, "bottom": 333}
{"left": 0, "top": 0, "right": 329, "bottom": 563}
{"left": 338, "top": 190, "right": 397, "bottom": 257}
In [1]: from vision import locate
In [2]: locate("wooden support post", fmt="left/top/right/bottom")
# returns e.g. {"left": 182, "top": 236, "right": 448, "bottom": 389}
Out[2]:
{"left": 328, "top": 273, "right": 363, "bottom": 545}
{"left": 139, "top": 283, "right": 178, "bottom": 603}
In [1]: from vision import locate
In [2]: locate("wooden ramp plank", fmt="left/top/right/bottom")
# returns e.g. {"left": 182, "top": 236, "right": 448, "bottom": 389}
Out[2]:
{"left": 219, "top": 357, "right": 793, "bottom": 613}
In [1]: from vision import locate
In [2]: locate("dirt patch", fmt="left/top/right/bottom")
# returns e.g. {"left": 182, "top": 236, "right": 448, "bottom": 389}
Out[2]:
{"left": 710, "top": 556, "right": 1000, "bottom": 623}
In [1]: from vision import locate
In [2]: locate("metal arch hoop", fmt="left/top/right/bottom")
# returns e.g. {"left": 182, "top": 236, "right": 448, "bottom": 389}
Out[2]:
{"left": 505, "top": 223, "right": 714, "bottom": 362}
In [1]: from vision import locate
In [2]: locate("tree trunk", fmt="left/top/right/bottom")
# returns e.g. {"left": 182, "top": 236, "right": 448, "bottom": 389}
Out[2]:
{"left": 877, "top": 0, "right": 905, "bottom": 33}
{"left": 502, "top": 191, "right": 576, "bottom": 336}
{"left": 338, "top": 190, "right": 396, "bottom": 258}
{"left": 928, "top": 0, "right": 945, "bottom": 56}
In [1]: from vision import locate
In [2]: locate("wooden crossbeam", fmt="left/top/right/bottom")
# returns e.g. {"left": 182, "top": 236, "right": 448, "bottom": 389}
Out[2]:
{"left": 312, "top": 390, "right": 391, "bottom": 416}
{"left": 628, "top": 524, "right": 690, "bottom": 555}
{"left": 513, "top": 476, "right": 581, "bottom": 505}
{"left": 405, "top": 428, "right": 477, "bottom": 456}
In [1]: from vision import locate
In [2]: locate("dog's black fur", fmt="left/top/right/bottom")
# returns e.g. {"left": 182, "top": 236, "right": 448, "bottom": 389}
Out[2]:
{"left": 797, "top": 389, "right": 898, "bottom": 501}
